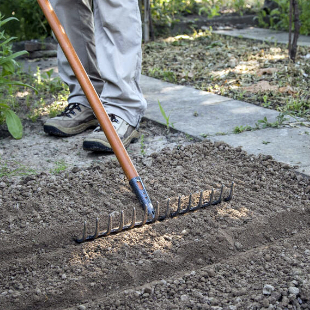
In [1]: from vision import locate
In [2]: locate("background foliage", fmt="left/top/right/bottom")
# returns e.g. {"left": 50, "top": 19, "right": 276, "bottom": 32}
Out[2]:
{"left": 263, "top": 0, "right": 310, "bottom": 35}
{"left": 0, "top": 0, "right": 50, "bottom": 40}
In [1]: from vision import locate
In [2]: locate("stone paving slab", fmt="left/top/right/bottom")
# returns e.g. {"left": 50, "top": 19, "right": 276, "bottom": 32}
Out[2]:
{"left": 141, "top": 75, "right": 281, "bottom": 136}
{"left": 213, "top": 27, "right": 310, "bottom": 47}
{"left": 212, "top": 126, "right": 310, "bottom": 176}
{"left": 141, "top": 75, "right": 310, "bottom": 176}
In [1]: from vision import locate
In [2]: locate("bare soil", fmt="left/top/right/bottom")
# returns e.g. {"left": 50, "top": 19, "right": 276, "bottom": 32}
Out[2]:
{"left": 0, "top": 118, "right": 310, "bottom": 310}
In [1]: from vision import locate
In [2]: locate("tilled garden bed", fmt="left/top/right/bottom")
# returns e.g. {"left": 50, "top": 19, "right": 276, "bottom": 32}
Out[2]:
{"left": 0, "top": 119, "right": 309, "bottom": 310}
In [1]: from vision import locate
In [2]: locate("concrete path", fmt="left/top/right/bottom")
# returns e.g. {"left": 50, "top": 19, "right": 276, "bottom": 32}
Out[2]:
{"left": 19, "top": 26, "right": 310, "bottom": 176}
{"left": 141, "top": 75, "right": 310, "bottom": 176}
{"left": 213, "top": 27, "right": 310, "bottom": 47}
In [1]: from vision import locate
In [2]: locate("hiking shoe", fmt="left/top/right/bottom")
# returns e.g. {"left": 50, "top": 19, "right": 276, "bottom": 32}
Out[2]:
{"left": 83, "top": 114, "right": 139, "bottom": 152}
{"left": 44, "top": 103, "right": 98, "bottom": 137}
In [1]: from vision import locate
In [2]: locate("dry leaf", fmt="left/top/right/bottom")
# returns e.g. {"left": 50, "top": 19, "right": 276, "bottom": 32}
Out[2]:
{"left": 257, "top": 68, "right": 278, "bottom": 77}
{"left": 243, "top": 81, "right": 278, "bottom": 93}
{"left": 278, "top": 86, "right": 296, "bottom": 94}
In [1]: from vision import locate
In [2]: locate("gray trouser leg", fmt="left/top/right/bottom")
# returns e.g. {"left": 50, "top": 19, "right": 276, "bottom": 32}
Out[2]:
{"left": 93, "top": 0, "right": 147, "bottom": 126}
{"left": 50, "top": 0, "right": 104, "bottom": 107}
{"left": 50, "top": 0, "right": 146, "bottom": 127}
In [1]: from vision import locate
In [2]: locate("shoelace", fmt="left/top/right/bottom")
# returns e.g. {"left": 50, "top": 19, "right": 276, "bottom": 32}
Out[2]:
{"left": 94, "top": 114, "right": 119, "bottom": 132}
{"left": 58, "top": 103, "right": 81, "bottom": 118}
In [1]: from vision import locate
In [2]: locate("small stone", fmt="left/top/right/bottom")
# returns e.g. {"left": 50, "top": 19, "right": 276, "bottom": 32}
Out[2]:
{"left": 142, "top": 158, "right": 153, "bottom": 167}
{"left": 77, "top": 306, "right": 86, "bottom": 310}
{"left": 72, "top": 167, "right": 80, "bottom": 173}
{"left": 61, "top": 274, "right": 67, "bottom": 280}
{"left": 207, "top": 269, "right": 215, "bottom": 277}
{"left": 142, "top": 284, "right": 153, "bottom": 294}
{"left": 180, "top": 295, "right": 189, "bottom": 302}
{"left": 263, "top": 284, "right": 275, "bottom": 295}
{"left": 262, "top": 298, "right": 269, "bottom": 307}
{"left": 288, "top": 287, "right": 299, "bottom": 295}
{"left": 234, "top": 241, "right": 243, "bottom": 250}
{"left": 160, "top": 279, "right": 167, "bottom": 286}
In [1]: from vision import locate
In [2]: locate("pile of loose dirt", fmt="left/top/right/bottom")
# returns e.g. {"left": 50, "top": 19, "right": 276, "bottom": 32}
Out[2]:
{"left": 0, "top": 121, "right": 310, "bottom": 310}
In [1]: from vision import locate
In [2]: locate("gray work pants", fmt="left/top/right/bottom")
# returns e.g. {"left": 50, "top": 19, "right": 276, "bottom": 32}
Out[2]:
{"left": 50, "top": 0, "right": 147, "bottom": 127}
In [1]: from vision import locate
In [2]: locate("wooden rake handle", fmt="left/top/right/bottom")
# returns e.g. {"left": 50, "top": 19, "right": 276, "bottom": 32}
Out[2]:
{"left": 38, "top": 0, "right": 154, "bottom": 216}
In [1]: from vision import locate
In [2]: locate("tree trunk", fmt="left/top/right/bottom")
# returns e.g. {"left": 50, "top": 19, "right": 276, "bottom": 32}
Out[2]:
{"left": 143, "top": 0, "right": 150, "bottom": 42}
{"left": 288, "top": 0, "right": 300, "bottom": 62}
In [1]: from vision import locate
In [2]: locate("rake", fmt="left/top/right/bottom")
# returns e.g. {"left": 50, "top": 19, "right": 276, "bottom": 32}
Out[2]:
{"left": 37, "top": 0, "right": 234, "bottom": 243}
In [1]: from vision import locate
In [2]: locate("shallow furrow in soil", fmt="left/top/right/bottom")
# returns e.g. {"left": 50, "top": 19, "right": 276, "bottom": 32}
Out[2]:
{"left": 64, "top": 228, "right": 310, "bottom": 310}
{"left": 1, "top": 205, "right": 309, "bottom": 310}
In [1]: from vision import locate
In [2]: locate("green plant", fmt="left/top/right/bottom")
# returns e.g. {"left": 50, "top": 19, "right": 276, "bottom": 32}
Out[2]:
{"left": 198, "top": 0, "right": 221, "bottom": 18}
{"left": 233, "top": 125, "right": 252, "bottom": 133}
{"left": 0, "top": 157, "right": 36, "bottom": 177}
{"left": 257, "top": 0, "right": 310, "bottom": 36}
{"left": 262, "top": 94, "right": 271, "bottom": 107}
{"left": 50, "top": 159, "right": 68, "bottom": 174}
{"left": 158, "top": 100, "right": 172, "bottom": 132}
{"left": 256, "top": 113, "right": 288, "bottom": 129}
{"left": 0, "top": 0, "right": 50, "bottom": 40}
{"left": 0, "top": 15, "right": 36, "bottom": 139}
{"left": 35, "top": 68, "right": 65, "bottom": 94}
{"left": 140, "top": 134, "right": 146, "bottom": 155}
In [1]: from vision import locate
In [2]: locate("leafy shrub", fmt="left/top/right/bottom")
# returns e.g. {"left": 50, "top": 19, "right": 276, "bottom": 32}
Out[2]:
{"left": 0, "top": 14, "right": 36, "bottom": 139}
{"left": 258, "top": 0, "right": 310, "bottom": 35}
{"left": 0, "top": 0, "right": 50, "bottom": 40}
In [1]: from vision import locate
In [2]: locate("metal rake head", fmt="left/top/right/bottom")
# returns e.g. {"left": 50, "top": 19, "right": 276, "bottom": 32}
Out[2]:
{"left": 76, "top": 182, "right": 234, "bottom": 243}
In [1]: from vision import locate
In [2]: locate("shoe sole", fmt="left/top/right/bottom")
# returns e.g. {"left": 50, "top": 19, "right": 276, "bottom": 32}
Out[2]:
{"left": 44, "top": 120, "right": 98, "bottom": 137}
{"left": 83, "top": 130, "right": 140, "bottom": 152}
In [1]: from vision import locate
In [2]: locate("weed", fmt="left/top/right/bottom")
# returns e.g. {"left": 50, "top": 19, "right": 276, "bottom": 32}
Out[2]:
{"left": 50, "top": 159, "right": 68, "bottom": 174}
{"left": 0, "top": 158, "right": 36, "bottom": 177}
{"left": 0, "top": 14, "right": 36, "bottom": 139}
{"left": 262, "top": 95, "right": 271, "bottom": 108}
{"left": 158, "top": 100, "right": 172, "bottom": 132}
{"left": 215, "top": 132, "right": 227, "bottom": 136}
{"left": 257, "top": 113, "right": 288, "bottom": 129}
{"left": 140, "top": 134, "right": 146, "bottom": 156}
{"left": 200, "top": 133, "right": 209, "bottom": 138}
{"left": 233, "top": 125, "right": 252, "bottom": 134}
{"left": 185, "top": 133, "right": 194, "bottom": 141}
{"left": 262, "top": 141, "right": 271, "bottom": 145}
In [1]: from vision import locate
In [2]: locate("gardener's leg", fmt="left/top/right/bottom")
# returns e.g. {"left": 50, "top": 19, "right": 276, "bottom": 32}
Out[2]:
{"left": 82, "top": 0, "right": 146, "bottom": 151}
{"left": 50, "top": 0, "right": 103, "bottom": 105}
{"left": 92, "top": 0, "right": 147, "bottom": 127}
{"left": 44, "top": 0, "right": 102, "bottom": 136}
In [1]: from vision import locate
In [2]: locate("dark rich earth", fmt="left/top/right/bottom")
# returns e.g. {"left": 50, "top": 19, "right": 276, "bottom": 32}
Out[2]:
{"left": 0, "top": 118, "right": 310, "bottom": 310}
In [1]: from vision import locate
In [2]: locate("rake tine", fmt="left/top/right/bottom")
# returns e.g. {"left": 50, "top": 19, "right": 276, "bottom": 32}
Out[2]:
{"left": 116, "top": 211, "right": 124, "bottom": 232}
{"left": 212, "top": 185, "right": 224, "bottom": 205}
{"left": 224, "top": 181, "right": 234, "bottom": 201}
{"left": 81, "top": 221, "right": 87, "bottom": 242}
{"left": 207, "top": 189, "right": 214, "bottom": 206}
{"left": 141, "top": 207, "right": 148, "bottom": 225}
{"left": 129, "top": 207, "right": 136, "bottom": 229}
{"left": 198, "top": 191, "right": 203, "bottom": 208}
{"left": 153, "top": 201, "right": 160, "bottom": 222}
{"left": 106, "top": 214, "right": 112, "bottom": 236}
{"left": 93, "top": 218, "right": 99, "bottom": 239}
{"left": 173, "top": 196, "right": 182, "bottom": 217}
